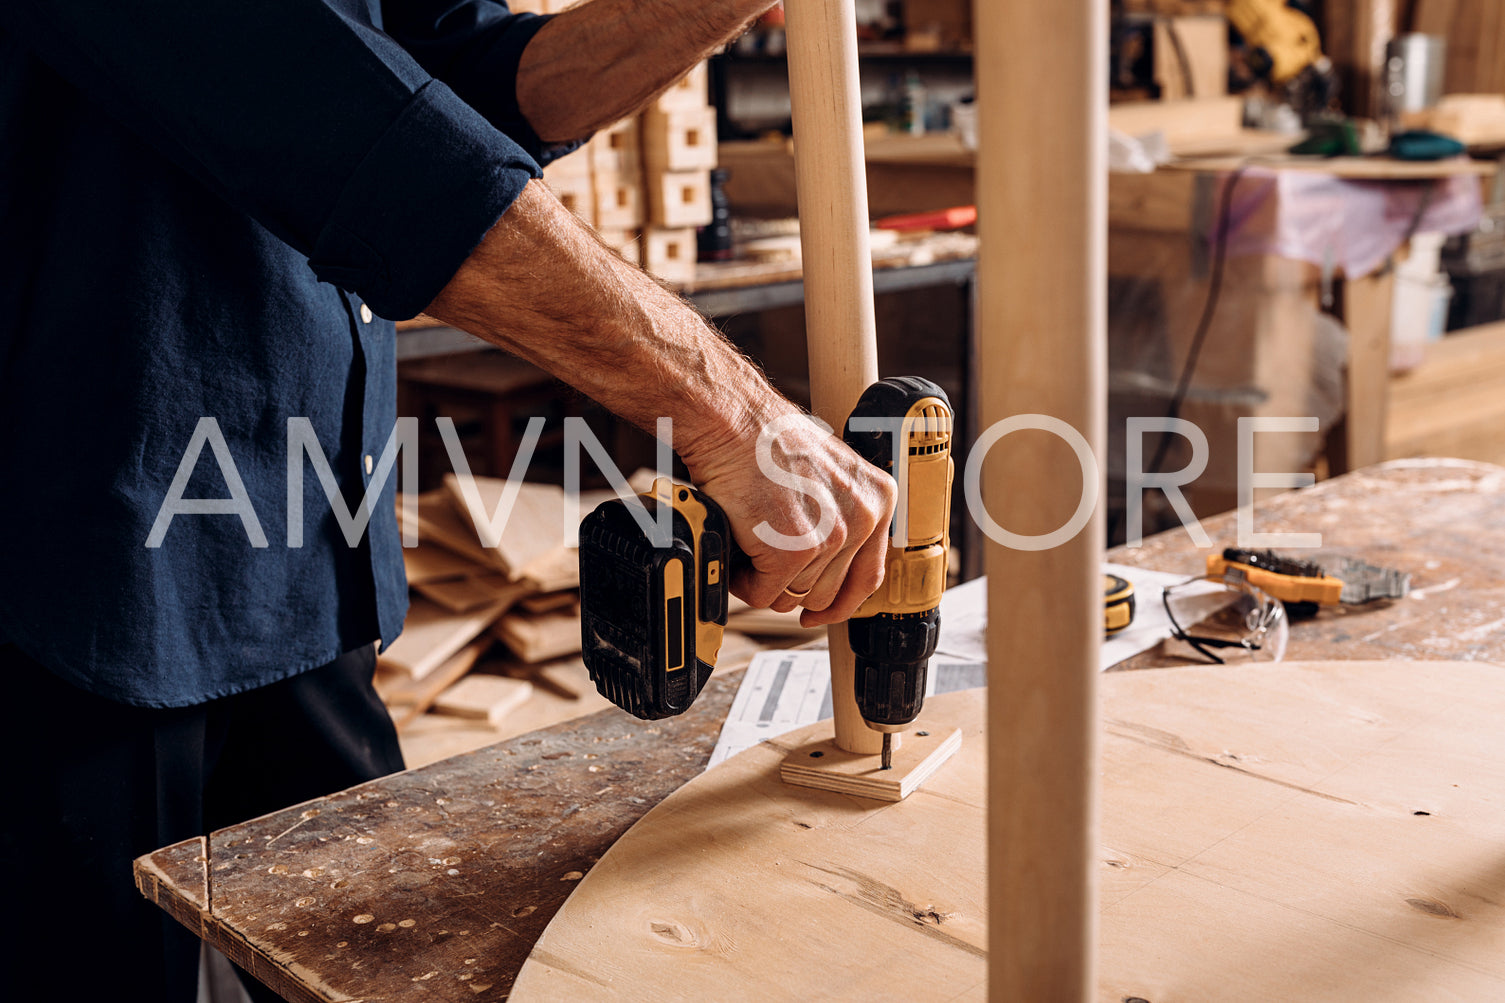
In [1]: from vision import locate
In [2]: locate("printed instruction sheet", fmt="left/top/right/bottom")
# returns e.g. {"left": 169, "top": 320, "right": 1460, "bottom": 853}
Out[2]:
{"left": 709, "top": 563, "right": 1205, "bottom": 767}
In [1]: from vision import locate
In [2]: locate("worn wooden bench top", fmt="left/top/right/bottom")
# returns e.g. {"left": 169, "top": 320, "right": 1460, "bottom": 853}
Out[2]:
{"left": 134, "top": 458, "right": 1505, "bottom": 1000}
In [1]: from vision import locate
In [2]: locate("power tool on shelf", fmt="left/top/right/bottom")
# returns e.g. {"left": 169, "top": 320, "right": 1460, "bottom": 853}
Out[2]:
{"left": 577, "top": 377, "right": 954, "bottom": 772}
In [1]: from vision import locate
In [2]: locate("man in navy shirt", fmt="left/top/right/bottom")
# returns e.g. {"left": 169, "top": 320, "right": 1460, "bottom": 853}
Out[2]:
{"left": 0, "top": 1, "right": 895, "bottom": 997}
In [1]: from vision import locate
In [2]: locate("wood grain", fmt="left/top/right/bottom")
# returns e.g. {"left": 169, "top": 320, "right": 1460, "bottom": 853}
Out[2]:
{"left": 431, "top": 674, "right": 535, "bottom": 727}
{"left": 976, "top": 0, "right": 1106, "bottom": 996}
{"left": 376, "top": 597, "right": 510, "bottom": 680}
{"left": 133, "top": 465, "right": 1505, "bottom": 1002}
{"left": 1341, "top": 268, "right": 1397, "bottom": 470}
{"left": 411, "top": 573, "right": 532, "bottom": 614}
{"left": 400, "top": 543, "right": 480, "bottom": 585}
{"left": 135, "top": 668, "right": 752, "bottom": 1002}
{"left": 1386, "top": 322, "right": 1505, "bottom": 465}
{"left": 442, "top": 474, "right": 572, "bottom": 582}
{"left": 492, "top": 608, "right": 583, "bottom": 664}
{"left": 374, "top": 638, "right": 490, "bottom": 730}
{"left": 513, "top": 661, "right": 1505, "bottom": 1001}
{"left": 777, "top": 726, "right": 962, "bottom": 801}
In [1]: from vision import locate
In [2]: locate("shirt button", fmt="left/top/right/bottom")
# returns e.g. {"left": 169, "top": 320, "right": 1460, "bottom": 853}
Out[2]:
{"left": 364, "top": 454, "right": 374, "bottom": 475}
{"left": 359, "top": 303, "right": 373, "bottom": 324}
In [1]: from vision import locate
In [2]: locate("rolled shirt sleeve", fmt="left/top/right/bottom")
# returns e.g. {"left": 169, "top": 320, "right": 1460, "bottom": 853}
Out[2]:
{"left": 381, "top": 0, "right": 578, "bottom": 163}
{"left": 0, "top": 0, "right": 539, "bottom": 319}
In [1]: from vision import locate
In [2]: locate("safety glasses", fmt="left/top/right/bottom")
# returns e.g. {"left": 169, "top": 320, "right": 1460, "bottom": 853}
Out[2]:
{"left": 1161, "top": 572, "right": 1289, "bottom": 664}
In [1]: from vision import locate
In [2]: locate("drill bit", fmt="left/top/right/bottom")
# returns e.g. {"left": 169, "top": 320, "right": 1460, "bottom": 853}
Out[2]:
{"left": 881, "top": 733, "right": 893, "bottom": 770}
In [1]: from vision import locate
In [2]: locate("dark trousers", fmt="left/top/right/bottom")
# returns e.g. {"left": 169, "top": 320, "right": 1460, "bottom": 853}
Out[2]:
{"left": 0, "top": 643, "right": 405, "bottom": 1002}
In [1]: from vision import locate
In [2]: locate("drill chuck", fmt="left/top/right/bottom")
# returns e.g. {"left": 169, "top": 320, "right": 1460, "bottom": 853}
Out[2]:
{"left": 849, "top": 609, "right": 940, "bottom": 731}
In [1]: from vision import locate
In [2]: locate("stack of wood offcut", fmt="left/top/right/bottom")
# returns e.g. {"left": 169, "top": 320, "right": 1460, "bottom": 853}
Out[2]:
{"left": 378, "top": 469, "right": 816, "bottom": 742}
{"left": 530, "top": 50, "right": 716, "bottom": 286}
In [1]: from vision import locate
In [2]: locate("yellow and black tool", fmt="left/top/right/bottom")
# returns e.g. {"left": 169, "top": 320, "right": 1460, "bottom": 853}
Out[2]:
{"left": 578, "top": 377, "right": 954, "bottom": 748}
{"left": 841, "top": 377, "right": 954, "bottom": 768}
{"left": 578, "top": 478, "right": 729, "bottom": 720}
{"left": 1104, "top": 574, "right": 1135, "bottom": 636}
{"left": 1208, "top": 547, "right": 1410, "bottom": 612}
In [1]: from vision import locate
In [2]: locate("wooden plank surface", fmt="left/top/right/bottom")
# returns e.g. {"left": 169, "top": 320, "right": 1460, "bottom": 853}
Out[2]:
{"left": 1386, "top": 322, "right": 1505, "bottom": 465}
{"left": 375, "top": 639, "right": 491, "bottom": 730}
{"left": 1111, "top": 458, "right": 1505, "bottom": 666}
{"left": 375, "top": 597, "right": 510, "bottom": 681}
{"left": 135, "top": 462, "right": 1505, "bottom": 1001}
{"left": 135, "top": 668, "right": 750, "bottom": 1003}
{"left": 514, "top": 660, "right": 1505, "bottom": 1000}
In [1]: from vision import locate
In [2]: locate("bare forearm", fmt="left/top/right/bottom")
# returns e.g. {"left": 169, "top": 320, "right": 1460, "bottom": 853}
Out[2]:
{"left": 516, "top": 0, "right": 773, "bottom": 142}
{"left": 424, "top": 180, "right": 783, "bottom": 458}
{"left": 425, "top": 181, "right": 896, "bottom": 620}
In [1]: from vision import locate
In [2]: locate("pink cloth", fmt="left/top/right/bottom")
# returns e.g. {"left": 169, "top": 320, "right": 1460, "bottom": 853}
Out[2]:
{"left": 1211, "top": 163, "right": 1483, "bottom": 278}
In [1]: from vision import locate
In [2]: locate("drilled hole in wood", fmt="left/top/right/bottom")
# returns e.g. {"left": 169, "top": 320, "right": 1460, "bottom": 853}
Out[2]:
{"left": 1414, "top": 810, "right": 1431, "bottom": 816}
{"left": 809, "top": 750, "right": 824, "bottom": 758}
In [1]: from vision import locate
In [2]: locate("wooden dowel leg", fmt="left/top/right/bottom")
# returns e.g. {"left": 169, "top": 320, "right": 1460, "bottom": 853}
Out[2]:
{"left": 783, "top": 0, "right": 883, "bottom": 755}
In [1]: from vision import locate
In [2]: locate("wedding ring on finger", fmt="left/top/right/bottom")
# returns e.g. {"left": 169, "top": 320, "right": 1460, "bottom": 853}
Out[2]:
{"left": 781, "top": 584, "right": 813, "bottom": 601}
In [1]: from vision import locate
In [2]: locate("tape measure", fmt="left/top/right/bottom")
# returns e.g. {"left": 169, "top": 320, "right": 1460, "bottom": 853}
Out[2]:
{"left": 1104, "top": 573, "right": 1135, "bottom": 636}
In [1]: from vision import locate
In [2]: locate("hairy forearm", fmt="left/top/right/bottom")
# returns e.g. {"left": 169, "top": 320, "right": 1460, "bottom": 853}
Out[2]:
{"left": 516, "top": 0, "right": 774, "bottom": 142}
{"left": 424, "top": 180, "right": 786, "bottom": 461}
{"left": 426, "top": 181, "right": 897, "bottom": 621}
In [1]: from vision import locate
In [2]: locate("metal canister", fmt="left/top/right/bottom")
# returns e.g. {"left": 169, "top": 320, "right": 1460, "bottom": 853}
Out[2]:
{"left": 1384, "top": 34, "right": 1447, "bottom": 119}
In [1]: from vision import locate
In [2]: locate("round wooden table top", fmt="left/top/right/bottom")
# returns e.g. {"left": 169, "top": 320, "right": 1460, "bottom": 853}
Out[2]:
{"left": 514, "top": 661, "right": 1505, "bottom": 1001}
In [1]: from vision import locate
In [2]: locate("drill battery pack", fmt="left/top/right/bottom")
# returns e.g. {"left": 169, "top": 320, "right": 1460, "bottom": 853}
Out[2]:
{"left": 578, "top": 479, "right": 731, "bottom": 720}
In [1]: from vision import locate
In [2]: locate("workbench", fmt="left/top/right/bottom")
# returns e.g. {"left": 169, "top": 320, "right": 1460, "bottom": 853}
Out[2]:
{"left": 134, "top": 458, "right": 1505, "bottom": 1001}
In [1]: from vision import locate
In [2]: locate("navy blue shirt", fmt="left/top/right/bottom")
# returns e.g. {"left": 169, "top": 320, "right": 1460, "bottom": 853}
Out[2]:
{"left": 0, "top": 1, "right": 560, "bottom": 707}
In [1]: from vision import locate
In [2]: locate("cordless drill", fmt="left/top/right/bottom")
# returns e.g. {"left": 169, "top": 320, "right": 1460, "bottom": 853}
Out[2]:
{"left": 842, "top": 377, "right": 954, "bottom": 768}
{"left": 578, "top": 377, "right": 954, "bottom": 764}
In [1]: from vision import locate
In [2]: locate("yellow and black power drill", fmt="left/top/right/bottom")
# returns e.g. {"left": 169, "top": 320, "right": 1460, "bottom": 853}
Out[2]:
{"left": 841, "top": 377, "right": 954, "bottom": 768}
{"left": 578, "top": 377, "right": 954, "bottom": 762}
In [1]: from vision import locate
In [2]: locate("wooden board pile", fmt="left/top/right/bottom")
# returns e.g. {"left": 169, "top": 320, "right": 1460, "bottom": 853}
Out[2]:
{"left": 375, "top": 473, "right": 607, "bottom": 732}
{"left": 377, "top": 470, "right": 817, "bottom": 735}
{"left": 509, "top": 10, "right": 716, "bottom": 286}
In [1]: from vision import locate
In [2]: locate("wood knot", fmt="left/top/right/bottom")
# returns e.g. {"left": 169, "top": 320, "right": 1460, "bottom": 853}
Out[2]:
{"left": 910, "top": 906, "right": 951, "bottom": 926}
{"left": 1405, "top": 897, "right": 1460, "bottom": 919}
{"left": 648, "top": 920, "right": 710, "bottom": 948}
{"left": 650, "top": 921, "right": 688, "bottom": 943}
